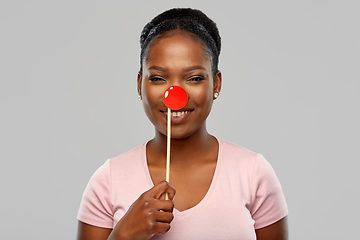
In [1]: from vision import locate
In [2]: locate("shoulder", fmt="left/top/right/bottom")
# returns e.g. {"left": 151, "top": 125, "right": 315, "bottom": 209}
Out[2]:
{"left": 106, "top": 142, "right": 146, "bottom": 169}
{"left": 216, "top": 137, "right": 278, "bottom": 185}
{"left": 218, "top": 137, "right": 257, "bottom": 157}
{"left": 87, "top": 142, "right": 147, "bottom": 186}
{"left": 217, "top": 137, "right": 260, "bottom": 167}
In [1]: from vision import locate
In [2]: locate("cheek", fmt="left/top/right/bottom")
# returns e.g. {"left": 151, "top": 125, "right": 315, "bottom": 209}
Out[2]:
{"left": 189, "top": 84, "right": 213, "bottom": 106}
{"left": 142, "top": 81, "right": 162, "bottom": 104}
{"left": 141, "top": 83, "right": 165, "bottom": 118}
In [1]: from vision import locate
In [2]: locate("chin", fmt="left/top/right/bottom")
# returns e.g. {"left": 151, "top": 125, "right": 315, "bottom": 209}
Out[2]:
{"left": 170, "top": 133, "right": 192, "bottom": 140}
{"left": 170, "top": 126, "right": 201, "bottom": 140}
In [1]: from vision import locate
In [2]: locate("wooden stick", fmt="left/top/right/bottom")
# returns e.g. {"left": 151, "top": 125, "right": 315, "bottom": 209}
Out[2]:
{"left": 165, "top": 107, "right": 171, "bottom": 200}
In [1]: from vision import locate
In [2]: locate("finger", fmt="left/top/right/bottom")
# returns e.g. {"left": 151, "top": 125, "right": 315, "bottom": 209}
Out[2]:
{"left": 143, "top": 198, "right": 174, "bottom": 213}
{"left": 153, "top": 211, "right": 174, "bottom": 223}
{"left": 158, "top": 188, "right": 175, "bottom": 201}
{"left": 146, "top": 181, "right": 176, "bottom": 200}
{"left": 165, "top": 182, "right": 176, "bottom": 200}
{"left": 153, "top": 222, "right": 171, "bottom": 235}
{"left": 160, "top": 199, "right": 174, "bottom": 212}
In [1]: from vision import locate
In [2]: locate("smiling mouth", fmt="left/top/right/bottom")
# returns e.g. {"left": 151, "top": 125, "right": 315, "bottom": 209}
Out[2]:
{"left": 160, "top": 109, "right": 194, "bottom": 118}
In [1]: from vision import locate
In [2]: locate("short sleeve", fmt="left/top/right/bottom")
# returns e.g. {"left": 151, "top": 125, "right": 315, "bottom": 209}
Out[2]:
{"left": 77, "top": 160, "right": 113, "bottom": 229}
{"left": 249, "top": 154, "right": 288, "bottom": 229}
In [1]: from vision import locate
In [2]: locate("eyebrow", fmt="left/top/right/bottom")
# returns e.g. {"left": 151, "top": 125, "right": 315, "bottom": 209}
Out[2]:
{"left": 148, "top": 66, "right": 166, "bottom": 71}
{"left": 147, "top": 66, "right": 206, "bottom": 72}
{"left": 183, "top": 66, "right": 206, "bottom": 72}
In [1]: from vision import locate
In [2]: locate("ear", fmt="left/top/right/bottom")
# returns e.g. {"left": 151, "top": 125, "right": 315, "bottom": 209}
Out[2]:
{"left": 213, "top": 70, "right": 222, "bottom": 100}
{"left": 137, "top": 72, "right": 142, "bottom": 98}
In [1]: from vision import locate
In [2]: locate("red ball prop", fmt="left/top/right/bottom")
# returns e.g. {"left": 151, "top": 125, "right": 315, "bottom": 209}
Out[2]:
{"left": 163, "top": 86, "right": 188, "bottom": 110}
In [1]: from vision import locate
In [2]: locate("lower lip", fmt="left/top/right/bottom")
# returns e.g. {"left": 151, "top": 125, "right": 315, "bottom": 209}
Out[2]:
{"left": 162, "top": 111, "right": 192, "bottom": 124}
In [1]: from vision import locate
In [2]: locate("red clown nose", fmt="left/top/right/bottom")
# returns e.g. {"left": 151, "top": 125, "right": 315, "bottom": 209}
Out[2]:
{"left": 163, "top": 86, "right": 188, "bottom": 110}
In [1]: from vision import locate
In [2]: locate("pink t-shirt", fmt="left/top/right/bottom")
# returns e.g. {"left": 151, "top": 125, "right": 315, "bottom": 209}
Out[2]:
{"left": 78, "top": 137, "right": 288, "bottom": 239}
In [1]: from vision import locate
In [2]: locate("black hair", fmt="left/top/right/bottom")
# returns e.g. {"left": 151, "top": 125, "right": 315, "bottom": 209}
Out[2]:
{"left": 139, "top": 8, "right": 221, "bottom": 76}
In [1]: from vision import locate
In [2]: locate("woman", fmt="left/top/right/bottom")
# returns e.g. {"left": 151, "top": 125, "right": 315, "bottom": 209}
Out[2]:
{"left": 77, "top": 8, "right": 288, "bottom": 240}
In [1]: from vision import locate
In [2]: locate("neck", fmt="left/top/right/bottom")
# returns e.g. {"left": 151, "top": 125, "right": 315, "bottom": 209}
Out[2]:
{"left": 148, "top": 123, "right": 215, "bottom": 166}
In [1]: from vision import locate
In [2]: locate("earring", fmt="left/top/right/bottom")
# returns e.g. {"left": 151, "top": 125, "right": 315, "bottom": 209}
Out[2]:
{"left": 214, "top": 92, "right": 219, "bottom": 99}
{"left": 138, "top": 95, "right": 142, "bottom": 100}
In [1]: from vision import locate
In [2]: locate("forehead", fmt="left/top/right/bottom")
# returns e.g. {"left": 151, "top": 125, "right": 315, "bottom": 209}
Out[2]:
{"left": 144, "top": 30, "right": 211, "bottom": 69}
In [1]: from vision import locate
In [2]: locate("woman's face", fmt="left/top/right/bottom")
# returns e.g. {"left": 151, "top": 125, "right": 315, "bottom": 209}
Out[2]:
{"left": 138, "top": 30, "right": 221, "bottom": 139}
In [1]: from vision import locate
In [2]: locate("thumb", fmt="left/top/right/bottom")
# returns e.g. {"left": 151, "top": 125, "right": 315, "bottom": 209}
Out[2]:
{"left": 151, "top": 181, "right": 175, "bottom": 200}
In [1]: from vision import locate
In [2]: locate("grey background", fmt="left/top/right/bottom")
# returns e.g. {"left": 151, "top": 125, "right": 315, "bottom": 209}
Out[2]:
{"left": 1, "top": 0, "right": 359, "bottom": 239}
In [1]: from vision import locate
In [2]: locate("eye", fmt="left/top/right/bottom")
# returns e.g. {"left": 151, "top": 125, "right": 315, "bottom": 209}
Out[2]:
{"left": 148, "top": 76, "right": 166, "bottom": 82}
{"left": 188, "top": 76, "right": 205, "bottom": 82}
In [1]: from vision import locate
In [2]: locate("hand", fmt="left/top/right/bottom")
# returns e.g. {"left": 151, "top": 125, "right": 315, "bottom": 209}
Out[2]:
{"left": 108, "top": 181, "right": 176, "bottom": 240}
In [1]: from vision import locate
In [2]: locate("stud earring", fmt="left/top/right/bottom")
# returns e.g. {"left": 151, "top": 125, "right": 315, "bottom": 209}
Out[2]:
{"left": 138, "top": 95, "right": 142, "bottom": 100}
{"left": 214, "top": 92, "right": 219, "bottom": 99}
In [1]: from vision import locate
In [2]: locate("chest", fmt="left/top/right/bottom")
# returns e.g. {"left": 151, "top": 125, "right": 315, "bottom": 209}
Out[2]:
{"left": 148, "top": 160, "right": 217, "bottom": 212}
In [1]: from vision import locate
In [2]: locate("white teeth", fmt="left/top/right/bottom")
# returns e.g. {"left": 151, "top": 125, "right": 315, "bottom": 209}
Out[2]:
{"left": 170, "top": 111, "right": 188, "bottom": 117}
